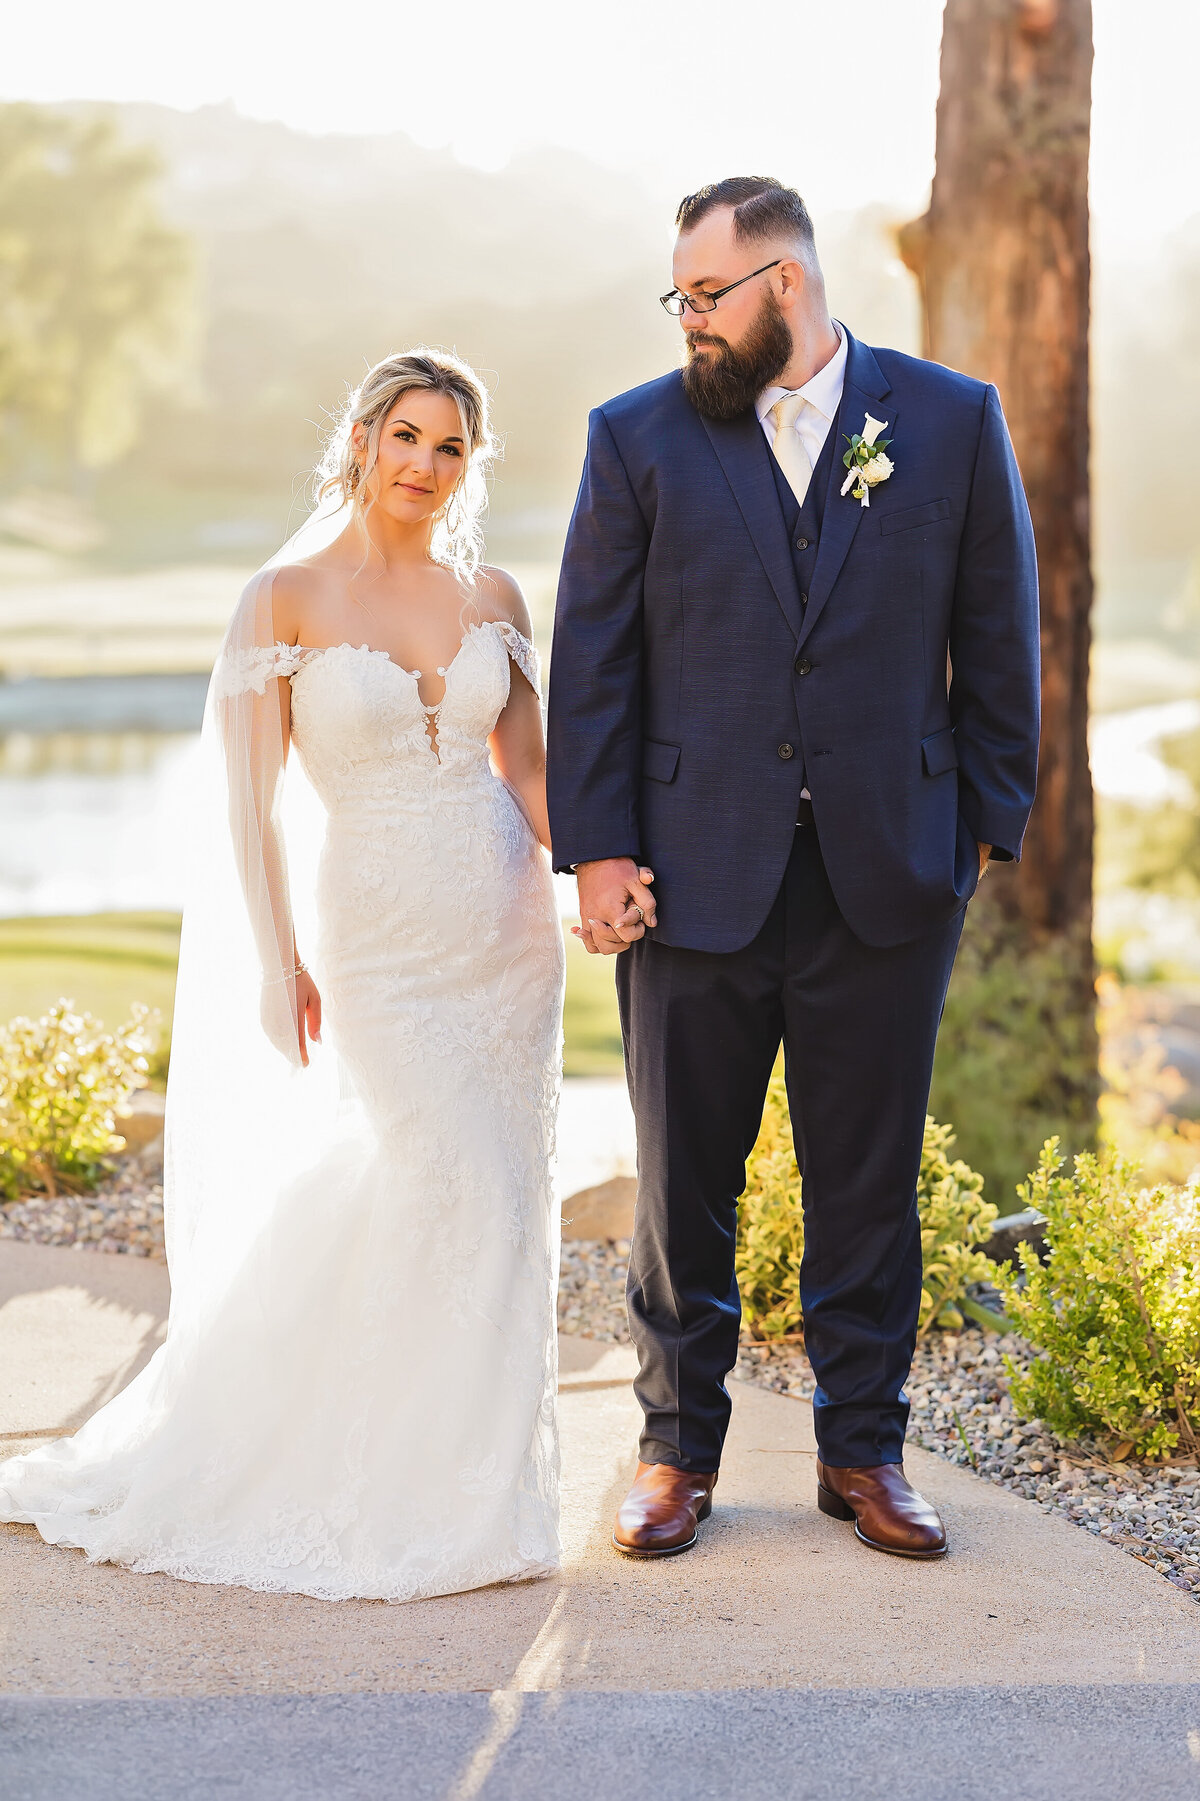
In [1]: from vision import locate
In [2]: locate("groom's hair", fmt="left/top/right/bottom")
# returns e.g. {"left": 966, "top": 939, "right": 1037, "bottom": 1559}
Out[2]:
{"left": 675, "top": 177, "right": 818, "bottom": 264}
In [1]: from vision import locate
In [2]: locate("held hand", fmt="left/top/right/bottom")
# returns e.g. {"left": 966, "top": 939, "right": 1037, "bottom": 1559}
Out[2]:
{"left": 978, "top": 842, "right": 992, "bottom": 881}
{"left": 572, "top": 859, "right": 657, "bottom": 956}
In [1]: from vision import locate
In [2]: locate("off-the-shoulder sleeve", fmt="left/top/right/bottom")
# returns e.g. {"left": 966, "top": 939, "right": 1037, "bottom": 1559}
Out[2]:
{"left": 211, "top": 642, "right": 307, "bottom": 700}
{"left": 495, "top": 621, "right": 541, "bottom": 697}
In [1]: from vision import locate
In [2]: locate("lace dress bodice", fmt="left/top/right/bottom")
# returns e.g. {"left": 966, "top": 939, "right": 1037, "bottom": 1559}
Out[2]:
{"left": 223, "top": 618, "right": 540, "bottom": 805}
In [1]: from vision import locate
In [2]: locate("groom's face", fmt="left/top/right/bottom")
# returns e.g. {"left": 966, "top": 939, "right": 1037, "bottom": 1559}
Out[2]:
{"left": 672, "top": 209, "right": 793, "bottom": 421}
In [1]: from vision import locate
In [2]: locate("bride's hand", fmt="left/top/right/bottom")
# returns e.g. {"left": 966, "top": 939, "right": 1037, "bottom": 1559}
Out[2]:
{"left": 294, "top": 970, "right": 323, "bottom": 1067}
{"left": 260, "top": 969, "right": 323, "bottom": 1066}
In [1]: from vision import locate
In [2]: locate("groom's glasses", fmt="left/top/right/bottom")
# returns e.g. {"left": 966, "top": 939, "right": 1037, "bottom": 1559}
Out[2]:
{"left": 659, "top": 260, "right": 782, "bottom": 316}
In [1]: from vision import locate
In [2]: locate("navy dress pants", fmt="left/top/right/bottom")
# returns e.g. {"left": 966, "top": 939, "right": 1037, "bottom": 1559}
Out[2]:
{"left": 614, "top": 823, "right": 965, "bottom": 1472}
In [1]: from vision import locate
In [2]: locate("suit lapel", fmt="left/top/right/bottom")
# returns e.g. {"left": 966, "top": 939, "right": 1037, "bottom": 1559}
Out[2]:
{"left": 699, "top": 409, "right": 804, "bottom": 640}
{"left": 797, "top": 331, "right": 897, "bottom": 651}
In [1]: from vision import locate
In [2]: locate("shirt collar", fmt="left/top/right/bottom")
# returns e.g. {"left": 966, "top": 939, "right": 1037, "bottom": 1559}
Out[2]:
{"left": 756, "top": 322, "right": 848, "bottom": 426}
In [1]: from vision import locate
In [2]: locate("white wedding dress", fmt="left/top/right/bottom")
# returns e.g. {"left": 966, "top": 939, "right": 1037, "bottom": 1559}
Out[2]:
{"left": 0, "top": 615, "right": 565, "bottom": 1602}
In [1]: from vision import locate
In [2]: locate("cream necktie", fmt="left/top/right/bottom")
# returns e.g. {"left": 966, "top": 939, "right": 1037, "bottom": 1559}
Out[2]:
{"left": 769, "top": 392, "right": 814, "bottom": 505}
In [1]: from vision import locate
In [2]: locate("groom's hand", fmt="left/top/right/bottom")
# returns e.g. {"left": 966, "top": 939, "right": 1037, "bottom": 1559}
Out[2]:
{"left": 573, "top": 859, "right": 657, "bottom": 955}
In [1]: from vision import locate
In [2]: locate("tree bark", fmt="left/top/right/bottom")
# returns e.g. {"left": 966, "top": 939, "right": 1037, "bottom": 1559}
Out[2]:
{"left": 900, "top": 0, "right": 1094, "bottom": 942}
{"left": 901, "top": 0, "right": 1098, "bottom": 1197}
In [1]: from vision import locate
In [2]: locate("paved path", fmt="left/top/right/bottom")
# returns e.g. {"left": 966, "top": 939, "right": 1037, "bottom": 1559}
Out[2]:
{"left": 7, "top": 1687, "right": 1200, "bottom": 1800}
{"left": 2, "top": 1240, "right": 1199, "bottom": 1798}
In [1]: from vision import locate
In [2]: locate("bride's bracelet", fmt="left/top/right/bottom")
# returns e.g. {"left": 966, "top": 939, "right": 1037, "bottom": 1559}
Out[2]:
{"left": 263, "top": 959, "right": 308, "bottom": 984}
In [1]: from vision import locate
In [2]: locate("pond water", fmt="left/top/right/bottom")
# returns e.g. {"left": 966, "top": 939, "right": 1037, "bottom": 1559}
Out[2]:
{"left": 0, "top": 729, "right": 204, "bottom": 915}
{"left": 0, "top": 671, "right": 582, "bottom": 917}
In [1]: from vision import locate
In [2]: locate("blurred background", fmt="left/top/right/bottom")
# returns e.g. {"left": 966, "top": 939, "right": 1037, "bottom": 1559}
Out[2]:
{"left": 2, "top": 0, "right": 1199, "bottom": 1207}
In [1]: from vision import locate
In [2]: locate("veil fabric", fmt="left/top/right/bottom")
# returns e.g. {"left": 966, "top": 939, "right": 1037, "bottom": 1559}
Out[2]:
{"left": 163, "top": 502, "right": 352, "bottom": 1328}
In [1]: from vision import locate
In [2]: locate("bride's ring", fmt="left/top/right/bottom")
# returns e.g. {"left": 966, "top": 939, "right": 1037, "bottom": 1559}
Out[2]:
{"left": 631, "top": 905, "right": 644, "bottom": 924}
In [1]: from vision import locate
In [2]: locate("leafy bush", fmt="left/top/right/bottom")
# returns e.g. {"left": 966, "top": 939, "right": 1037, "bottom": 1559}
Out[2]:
{"left": 736, "top": 1071, "right": 806, "bottom": 1340}
{"left": 929, "top": 893, "right": 1099, "bottom": 1211}
{"left": 996, "top": 1140, "right": 1200, "bottom": 1460}
{"left": 918, "top": 1118, "right": 1000, "bottom": 1331}
{"left": 736, "top": 1071, "right": 997, "bottom": 1341}
{"left": 0, "top": 1001, "right": 155, "bottom": 1200}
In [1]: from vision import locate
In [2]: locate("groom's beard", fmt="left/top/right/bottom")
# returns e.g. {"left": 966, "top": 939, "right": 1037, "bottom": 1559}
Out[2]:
{"left": 681, "top": 290, "right": 794, "bottom": 421}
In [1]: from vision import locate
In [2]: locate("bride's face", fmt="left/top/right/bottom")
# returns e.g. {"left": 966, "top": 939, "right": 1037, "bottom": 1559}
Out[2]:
{"left": 358, "top": 390, "right": 467, "bottom": 526}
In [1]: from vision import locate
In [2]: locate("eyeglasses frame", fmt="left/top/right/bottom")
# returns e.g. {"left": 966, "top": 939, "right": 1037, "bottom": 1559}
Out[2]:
{"left": 659, "top": 259, "right": 783, "bottom": 317}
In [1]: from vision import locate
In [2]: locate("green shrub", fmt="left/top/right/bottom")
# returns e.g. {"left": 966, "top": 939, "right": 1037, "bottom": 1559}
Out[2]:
{"left": 736, "top": 1072, "right": 997, "bottom": 1341}
{"left": 918, "top": 1118, "right": 1000, "bottom": 1331}
{"left": 929, "top": 893, "right": 1099, "bottom": 1212}
{"left": 0, "top": 1000, "right": 155, "bottom": 1200}
{"left": 736, "top": 1071, "right": 806, "bottom": 1340}
{"left": 996, "top": 1139, "right": 1200, "bottom": 1460}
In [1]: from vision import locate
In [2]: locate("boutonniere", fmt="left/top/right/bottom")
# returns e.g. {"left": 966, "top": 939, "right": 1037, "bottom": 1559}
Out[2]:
{"left": 840, "top": 413, "right": 894, "bottom": 507}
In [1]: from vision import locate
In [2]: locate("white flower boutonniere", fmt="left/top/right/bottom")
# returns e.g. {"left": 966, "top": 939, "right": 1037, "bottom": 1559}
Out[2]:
{"left": 840, "top": 413, "right": 894, "bottom": 507}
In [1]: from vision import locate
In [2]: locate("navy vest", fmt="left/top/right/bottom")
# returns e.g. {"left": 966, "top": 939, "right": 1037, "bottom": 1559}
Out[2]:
{"left": 766, "top": 417, "right": 839, "bottom": 796}
{"left": 766, "top": 411, "right": 839, "bottom": 607}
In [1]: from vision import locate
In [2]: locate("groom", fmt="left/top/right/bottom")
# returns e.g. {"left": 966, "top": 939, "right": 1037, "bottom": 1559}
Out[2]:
{"left": 547, "top": 177, "right": 1040, "bottom": 1560}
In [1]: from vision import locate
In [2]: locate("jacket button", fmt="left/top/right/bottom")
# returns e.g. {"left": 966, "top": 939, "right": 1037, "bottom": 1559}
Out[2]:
{"left": 795, "top": 657, "right": 812, "bottom": 676}
{"left": 795, "top": 537, "right": 809, "bottom": 551}
{"left": 777, "top": 742, "right": 795, "bottom": 760}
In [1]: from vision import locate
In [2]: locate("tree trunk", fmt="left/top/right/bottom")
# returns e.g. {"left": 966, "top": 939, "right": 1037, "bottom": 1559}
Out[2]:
{"left": 900, "top": 0, "right": 1098, "bottom": 1200}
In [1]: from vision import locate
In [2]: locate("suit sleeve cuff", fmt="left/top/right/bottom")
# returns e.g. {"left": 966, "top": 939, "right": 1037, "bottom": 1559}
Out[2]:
{"left": 551, "top": 848, "right": 642, "bottom": 876}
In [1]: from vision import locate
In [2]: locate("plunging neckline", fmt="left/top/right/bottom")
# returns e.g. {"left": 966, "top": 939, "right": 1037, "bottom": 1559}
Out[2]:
{"left": 281, "top": 619, "right": 531, "bottom": 763}
{"left": 288, "top": 620, "right": 490, "bottom": 712}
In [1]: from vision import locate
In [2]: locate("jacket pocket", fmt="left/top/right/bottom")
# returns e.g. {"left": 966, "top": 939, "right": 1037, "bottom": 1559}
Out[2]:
{"left": 880, "top": 498, "right": 952, "bottom": 537}
{"left": 921, "top": 726, "right": 958, "bottom": 777}
{"left": 643, "top": 738, "right": 681, "bottom": 783}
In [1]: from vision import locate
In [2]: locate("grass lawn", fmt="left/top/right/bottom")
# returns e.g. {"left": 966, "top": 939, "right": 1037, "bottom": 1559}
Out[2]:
{"left": 561, "top": 928, "right": 624, "bottom": 1076}
{"left": 0, "top": 911, "right": 181, "bottom": 1023}
{"left": 0, "top": 911, "right": 625, "bottom": 1080}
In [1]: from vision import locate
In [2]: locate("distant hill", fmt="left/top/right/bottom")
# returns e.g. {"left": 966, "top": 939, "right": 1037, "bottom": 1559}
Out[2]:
{"left": 68, "top": 103, "right": 674, "bottom": 566}
{"left": 53, "top": 103, "right": 918, "bottom": 570}
{"left": 20, "top": 100, "right": 1197, "bottom": 652}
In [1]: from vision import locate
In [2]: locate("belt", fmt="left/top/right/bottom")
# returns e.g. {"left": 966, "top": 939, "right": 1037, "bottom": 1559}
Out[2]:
{"left": 795, "top": 796, "right": 815, "bottom": 827}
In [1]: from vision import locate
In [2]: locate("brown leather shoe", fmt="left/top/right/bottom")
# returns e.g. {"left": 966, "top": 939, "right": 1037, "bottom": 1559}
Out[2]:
{"left": 612, "top": 1461, "right": 717, "bottom": 1557}
{"left": 816, "top": 1460, "right": 948, "bottom": 1559}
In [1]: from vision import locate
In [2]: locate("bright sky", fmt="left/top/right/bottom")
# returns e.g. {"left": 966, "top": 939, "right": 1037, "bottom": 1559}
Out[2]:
{"left": 2, "top": 0, "right": 1194, "bottom": 258}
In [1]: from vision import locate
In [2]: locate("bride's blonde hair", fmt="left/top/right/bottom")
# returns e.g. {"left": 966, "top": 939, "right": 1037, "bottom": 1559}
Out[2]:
{"left": 318, "top": 348, "right": 496, "bottom": 582}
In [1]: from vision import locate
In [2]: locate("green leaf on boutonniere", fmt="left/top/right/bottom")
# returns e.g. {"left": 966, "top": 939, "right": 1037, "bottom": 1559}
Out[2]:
{"left": 844, "top": 430, "right": 893, "bottom": 472}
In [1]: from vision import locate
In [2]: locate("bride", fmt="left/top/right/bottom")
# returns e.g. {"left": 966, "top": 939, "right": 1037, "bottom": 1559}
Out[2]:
{"left": 0, "top": 350, "right": 566, "bottom": 1602}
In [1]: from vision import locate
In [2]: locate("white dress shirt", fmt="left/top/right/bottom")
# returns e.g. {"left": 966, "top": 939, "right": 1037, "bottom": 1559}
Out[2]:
{"left": 756, "top": 323, "right": 848, "bottom": 472}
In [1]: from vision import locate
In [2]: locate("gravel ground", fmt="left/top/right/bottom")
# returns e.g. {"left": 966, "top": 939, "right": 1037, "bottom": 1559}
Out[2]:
{"left": 0, "top": 1145, "right": 165, "bottom": 1259}
{"left": 5, "top": 1177, "right": 1198, "bottom": 1601}
{"left": 558, "top": 1237, "right": 630, "bottom": 1341}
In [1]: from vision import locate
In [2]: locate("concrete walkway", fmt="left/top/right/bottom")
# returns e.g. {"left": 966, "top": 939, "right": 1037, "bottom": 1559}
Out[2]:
{"left": 2, "top": 1240, "right": 1199, "bottom": 1799}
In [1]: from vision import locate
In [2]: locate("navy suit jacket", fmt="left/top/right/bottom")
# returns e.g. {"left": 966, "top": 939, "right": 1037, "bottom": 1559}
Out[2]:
{"left": 546, "top": 329, "right": 1041, "bottom": 951}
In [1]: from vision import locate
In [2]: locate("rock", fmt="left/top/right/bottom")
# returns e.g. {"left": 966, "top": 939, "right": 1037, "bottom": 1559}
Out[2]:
{"left": 114, "top": 1089, "right": 165, "bottom": 1153}
{"left": 982, "top": 1207, "right": 1048, "bottom": 1265}
{"left": 561, "top": 1175, "right": 636, "bottom": 1240}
